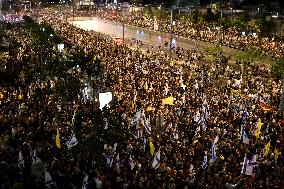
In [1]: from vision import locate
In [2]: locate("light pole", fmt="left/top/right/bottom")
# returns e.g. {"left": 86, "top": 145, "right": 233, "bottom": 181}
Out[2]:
{"left": 169, "top": 8, "right": 173, "bottom": 64}
{"left": 122, "top": 7, "right": 125, "bottom": 44}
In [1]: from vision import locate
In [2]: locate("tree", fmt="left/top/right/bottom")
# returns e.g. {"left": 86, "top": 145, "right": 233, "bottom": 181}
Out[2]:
{"left": 272, "top": 58, "right": 284, "bottom": 114}
{"left": 204, "top": 8, "right": 215, "bottom": 24}
{"left": 255, "top": 16, "right": 276, "bottom": 35}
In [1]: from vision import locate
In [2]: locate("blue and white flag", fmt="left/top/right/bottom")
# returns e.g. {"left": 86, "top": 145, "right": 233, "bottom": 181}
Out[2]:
{"left": 210, "top": 143, "right": 217, "bottom": 163}
{"left": 144, "top": 117, "right": 151, "bottom": 134}
{"left": 67, "top": 132, "right": 78, "bottom": 149}
{"left": 18, "top": 151, "right": 24, "bottom": 168}
{"left": 82, "top": 174, "right": 88, "bottom": 189}
{"left": 45, "top": 170, "right": 55, "bottom": 188}
{"left": 129, "top": 155, "right": 135, "bottom": 170}
{"left": 240, "top": 126, "right": 249, "bottom": 144}
{"left": 32, "top": 150, "right": 41, "bottom": 164}
{"left": 194, "top": 110, "right": 201, "bottom": 123}
{"left": 194, "top": 79, "right": 199, "bottom": 90}
{"left": 210, "top": 136, "right": 218, "bottom": 163}
{"left": 242, "top": 111, "right": 248, "bottom": 122}
{"left": 201, "top": 151, "right": 208, "bottom": 169}
{"left": 152, "top": 150, "right": 161, "bottom": 169}
{"left": 107, "top": 155, "right": 113, "bottom": 167}
{"left": 241, "top": 155, "right": 257, "bottom": 176}
{"left": 203, "top": 103, "right": 210, "bottom": 121}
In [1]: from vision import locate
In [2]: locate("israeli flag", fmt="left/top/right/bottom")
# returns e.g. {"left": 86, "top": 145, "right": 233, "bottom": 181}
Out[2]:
{"left": 129, "top": 155, "right": 135, "bottom": 170}
{"left": 194, "top": 110, "right": 201, "bottom": 123}
{"left": 45, "top": 170, "right": 55, "bottom": 188}
{"left": 210, "top": 143, "right": 217, "bottom": 163}
{"left": 152, "top": 150, "right": 161, "bottom": 169}
{"left": 67, "top": 132, "right": 78, "bottom": 149}
{"left": 240, "top": 126, "right": 249, "bottom": 144}
{"left": 203, "top": 103, "right": 210, "bottom": 120}
{"left": 82, "top": 174, "right": 88, "bottom": 189}
{"left": 194, "top": 79, "right": 199, "bottom": 90}
{"left": 201, "top": 151, "right": 208, "bottom": 169}
{"left": 144, "top": 117, "right": 151, "bottom": 134}
{"left": 241, "top": 155, "right": 258, "bottom": 176}
{"left": 210, "top": 136, "right": 218, "bottom": 163}
{"left": 107, "top": 155, "right": 113, "bottom": 167}
{"left": 32, "top": 150, "right": 41, "bottom": 164}
{"left": 18, "top": 151, "right": 24, "bottom": 168}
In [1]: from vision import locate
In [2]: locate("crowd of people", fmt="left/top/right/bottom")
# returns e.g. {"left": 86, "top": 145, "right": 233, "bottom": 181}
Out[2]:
{"left": 55, "top": 7, "right": 284, "bottom": 59}
{"left": 0, "top": 8, "right": 284, "bottom": 189}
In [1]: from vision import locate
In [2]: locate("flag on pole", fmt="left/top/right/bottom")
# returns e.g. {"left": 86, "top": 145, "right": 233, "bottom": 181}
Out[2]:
{"left": 107, "top": 155, "right": 113, "bottom": 167}
{"left": 210, "top": 136, "right": 218, "bottom": 163}
{"left": 145, "top": 81, "right": 148, "bottom": 91}
{"left": 152, "top": 150, "right": 161, "bottom": 169}
{"left": 162, "top": 97, "right": 175, "bottom": 105}
{"left": 32, "top": 150, "right": 41, "bottom": 164}
{"left": 129, "top": 155, "right": 135, "bottom": 170}
{"left": 241, "top": 155, "right": 257, "bottom": 176}
{"left": 67, "top": 132, "right": 78, "bottom": 149}
{"left": 264, "top": 140, "right": 270, "bottom": 156}
{"left": 240, "top": 126, "right": 249, "bottom": 144}
{"left": 18, "top": 151, "right": 24, "bottom": 168}
{"left": 45, "top": 170, "right": 55, "bottom": 188}
{"left": 143, "top": 117, "right": 151, "bottom": 134}
{"left": 255, "top": 118, "right": 262, "bottom": 139}
{"left": 274, "top": 148, "right": 279, "bottom": 161}
{"left": 82, "top": 174, "right": 88, "bottom": 189}
{"left": 210, "top": 143, "right": 217, "bottom": 164}
{"left": 56, "top": 128, "right": 61, "bottom": 149}
{"left": 201, "top": 151, "right": 208, "bottom": 169}
{"left": 149, "top": 140, "right": 155, "bottom": 156}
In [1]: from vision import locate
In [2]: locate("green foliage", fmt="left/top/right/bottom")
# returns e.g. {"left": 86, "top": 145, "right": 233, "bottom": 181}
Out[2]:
{"left": 204, "top": 8, "right": 215, "bottom": 24}
{"left": 255, "top": 16, "right": 276, "bottom": 34}
{"left": 272, "top": 58, "right": 284, "bottom": 78}
{"left": 232, "top": 15, "right": 248, "bottom": 31}
{"left": 192, "top": 10, "right": 202, "bottom": 24}
{"left": 235, "top": 48, "right": 264, "bottom": 63}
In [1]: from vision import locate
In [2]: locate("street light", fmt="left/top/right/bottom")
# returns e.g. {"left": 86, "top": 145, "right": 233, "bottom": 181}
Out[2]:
{"left": 169, "top": 7, "right": 174, "bottom": 65}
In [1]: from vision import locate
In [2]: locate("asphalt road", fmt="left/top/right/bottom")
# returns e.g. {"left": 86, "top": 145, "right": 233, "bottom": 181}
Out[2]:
{"left": 68, "top": 17, "right": 209, "bottom": 51}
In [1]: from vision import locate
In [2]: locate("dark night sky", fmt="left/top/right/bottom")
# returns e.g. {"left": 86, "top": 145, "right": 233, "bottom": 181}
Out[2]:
{"left": 139, "top": 0, "right": 284, "bottom": 8}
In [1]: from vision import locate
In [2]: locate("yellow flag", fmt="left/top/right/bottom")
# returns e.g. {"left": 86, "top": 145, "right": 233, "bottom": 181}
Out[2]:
{"left": 274, "top": 148, "right": 279, "bottom": 161}
{"left": 255, "top": 118, "right": 262, "bottom": 139}
{"left": 264, "top": 140, "right": 270, "bottom": 156}
{"left": 145, "top": 81, "right": 148, "bottom": 91}
{"left": 162, "top": 97, "right": 175, "bottom": 105}
{"left": 146, "top": 106, "right": 153, "bottom": 112}
{"left": 170, "top": 61, "right": 174, "bottom": 66}
{"left": 56, "top": 128, "right": 61, "bottom": 148}
{"left": 131, "top": 101, "right": 135, "bottom": 109}
{"left": 149, "top": 140, "right": 155, "bottom": 156}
